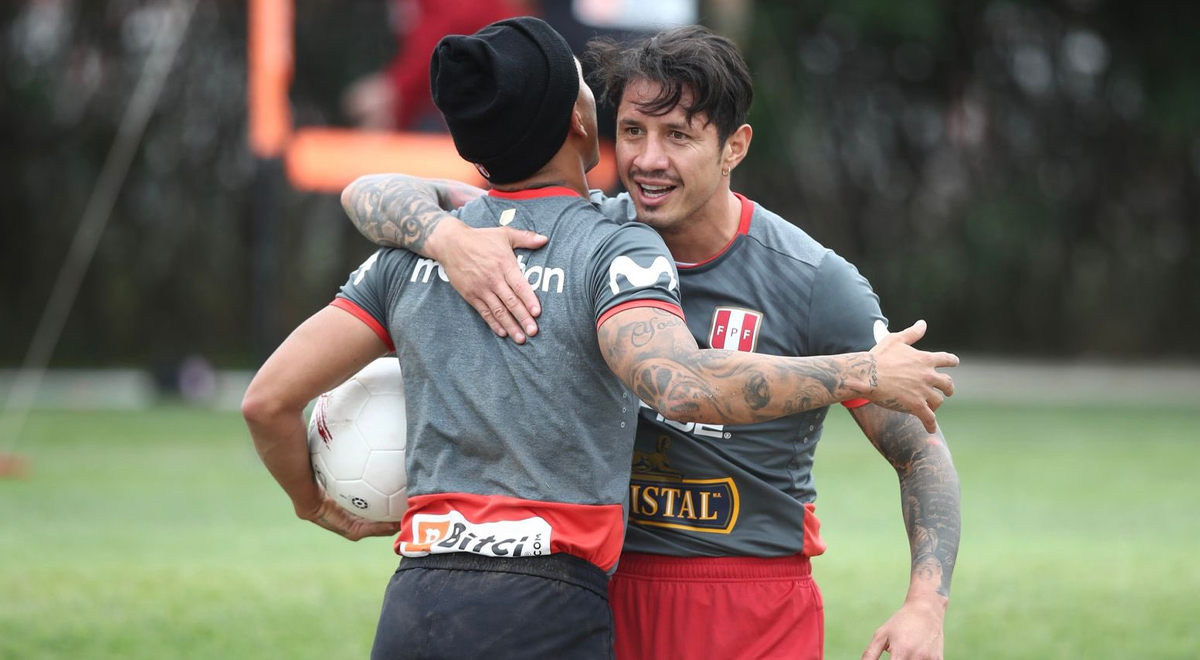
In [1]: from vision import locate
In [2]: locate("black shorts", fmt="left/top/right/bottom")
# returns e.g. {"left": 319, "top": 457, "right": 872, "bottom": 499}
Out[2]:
{"left": 371, "top": 552, "right": 614, "bottom": 660}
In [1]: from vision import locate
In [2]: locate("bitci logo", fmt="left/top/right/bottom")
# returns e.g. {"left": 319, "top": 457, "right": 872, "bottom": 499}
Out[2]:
{"left": 399, "top": 511, "right": 553, "bottom": 559}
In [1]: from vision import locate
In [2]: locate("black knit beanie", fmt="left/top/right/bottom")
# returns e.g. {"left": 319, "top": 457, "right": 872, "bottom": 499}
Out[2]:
{"left": 430, "top": 16, "right": 579, "bottom": 184}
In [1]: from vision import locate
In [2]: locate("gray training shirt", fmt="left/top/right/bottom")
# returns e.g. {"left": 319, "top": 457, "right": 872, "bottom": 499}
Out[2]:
{"left": 334, "top": 186, "right": 683, "bottom": 572}
{"left": 593, "top": 191, "right": 887, "bottom": 558}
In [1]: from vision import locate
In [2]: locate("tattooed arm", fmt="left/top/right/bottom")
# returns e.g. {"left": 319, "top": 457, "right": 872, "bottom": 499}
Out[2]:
{"left": 598, "top": 308, "right": 958, "bottom": 428}
{"left": 850, "top": 404, "right": 961, "bottom": 660}
{"left": 341, "top": 174, "right": 485, "bottom": 250}
{"left": 341, "top": 174, "right": 547, "bottom": 343}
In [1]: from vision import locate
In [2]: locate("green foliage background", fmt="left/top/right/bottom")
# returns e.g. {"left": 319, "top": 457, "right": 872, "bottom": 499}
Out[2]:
{"left": 1, "top": 0, "right": 1197, "bottom": 368}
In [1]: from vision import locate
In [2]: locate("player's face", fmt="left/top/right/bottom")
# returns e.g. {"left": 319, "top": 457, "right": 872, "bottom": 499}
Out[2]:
{"left": 576, "top": 58, "right": 601, "bottom": 172}
{"left": 615, "top": 78, "right": 726, "bottom": 235}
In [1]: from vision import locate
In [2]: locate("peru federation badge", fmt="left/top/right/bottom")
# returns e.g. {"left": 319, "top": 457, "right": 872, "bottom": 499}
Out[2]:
{"left": 708, "top": 307, "right": 763, "bottom": 352}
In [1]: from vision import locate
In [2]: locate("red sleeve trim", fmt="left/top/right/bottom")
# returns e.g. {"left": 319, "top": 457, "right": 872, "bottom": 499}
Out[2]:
{"left": 841, "top": 397, "right": 870, "bottom": 409}
{"left": 596, "top": 300, "right": 685, "bottom": 330}
{"left": 330, "top": 298, "right": 395, "bottom": 352}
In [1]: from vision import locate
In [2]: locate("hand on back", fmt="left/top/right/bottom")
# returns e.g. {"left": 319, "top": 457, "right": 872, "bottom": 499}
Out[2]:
{"left": 435, "top": 223, "right": 547, "bottom": 343}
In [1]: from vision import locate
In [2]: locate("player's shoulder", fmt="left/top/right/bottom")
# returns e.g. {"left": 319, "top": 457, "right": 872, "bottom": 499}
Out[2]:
{"left": 359, "top": 245, "right": 415, "bottom": 269}
{"left": 589, "top": 190, "right": 638, "bottom": 226}
{"left": 589, "top": 217, "right": 671, "bottom": 272}
{"left": 458, "top": 189, "right": 600, "bottom": 232}
{"left": 741, "top": 199, "right": 832, "bottom": 269}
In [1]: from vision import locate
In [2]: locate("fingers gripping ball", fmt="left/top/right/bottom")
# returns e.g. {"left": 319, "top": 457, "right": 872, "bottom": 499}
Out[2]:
{"left": 307, "top": 358, "right": 408, "bottom": 522}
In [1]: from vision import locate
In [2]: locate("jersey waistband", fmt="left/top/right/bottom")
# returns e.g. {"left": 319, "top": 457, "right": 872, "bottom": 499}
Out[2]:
{"left": 397, "top": 551, "right": 609, "bottom": 598}
{"left": 614, "top": 552, "right": 811, "bottom": 581}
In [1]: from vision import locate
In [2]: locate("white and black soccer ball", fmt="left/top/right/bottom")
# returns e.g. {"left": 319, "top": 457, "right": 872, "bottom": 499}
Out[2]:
{"left": 307, "top": 358, "right": 408, "bottom": 522}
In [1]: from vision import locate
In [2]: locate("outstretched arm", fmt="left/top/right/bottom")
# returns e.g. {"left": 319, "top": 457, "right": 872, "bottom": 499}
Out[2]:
{"left": 598, "top": 307, "right": 958, "bottom": 429}
{"left": 850, "top": 404, "right": 961, "bottom": 660}
{"left": 341, "top": 174, "right": 546, "bottom": 343}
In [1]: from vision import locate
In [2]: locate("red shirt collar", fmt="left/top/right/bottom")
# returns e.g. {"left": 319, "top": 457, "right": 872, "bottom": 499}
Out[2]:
{"left": 678, "top": 193, "right": 754, "bottom": 270}
{"left": 488, "top": 186, "right": 586, "bottom": 200}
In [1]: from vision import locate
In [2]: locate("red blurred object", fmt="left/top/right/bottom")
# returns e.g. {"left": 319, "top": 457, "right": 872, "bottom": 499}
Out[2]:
{"left": 385, "top": 0, "right": 530, "bottom": 130}
{"left": 0, "top": 453, "right": 30, "bottom": 479}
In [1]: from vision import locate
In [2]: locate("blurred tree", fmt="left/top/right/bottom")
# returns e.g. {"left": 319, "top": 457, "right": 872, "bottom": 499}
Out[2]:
{"left": 737, "top": 0, "right": 1199, "bottom": 357}
{"left": 0, "top": 0, "right": 1196, "bottom": 368}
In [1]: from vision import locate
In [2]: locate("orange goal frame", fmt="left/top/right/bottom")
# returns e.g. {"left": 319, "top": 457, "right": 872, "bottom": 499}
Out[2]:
{"left": 247, "top": 0, "right": 617, "bottom": 193}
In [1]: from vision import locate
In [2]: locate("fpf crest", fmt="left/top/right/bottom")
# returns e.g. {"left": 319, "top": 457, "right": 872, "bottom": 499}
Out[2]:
{"left": 708, "top": 307, "right": 763, "bottom": 352}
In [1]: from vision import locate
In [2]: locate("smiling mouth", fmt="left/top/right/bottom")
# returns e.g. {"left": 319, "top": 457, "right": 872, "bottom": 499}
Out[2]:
{"left": 638, "top": 183, "right": 676, "bottom": 200}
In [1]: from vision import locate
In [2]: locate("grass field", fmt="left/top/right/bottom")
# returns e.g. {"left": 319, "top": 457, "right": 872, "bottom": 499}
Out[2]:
{"left": 1, "top": 402, "right": 1198, "bottom": 659}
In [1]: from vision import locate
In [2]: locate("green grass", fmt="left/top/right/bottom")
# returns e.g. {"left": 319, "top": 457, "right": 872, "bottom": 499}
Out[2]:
{"left": 1, "top": 403, "right": 1198, "bottom": 659}
{"left": 815, "top": 403, "right": 1200, "bottom": 659}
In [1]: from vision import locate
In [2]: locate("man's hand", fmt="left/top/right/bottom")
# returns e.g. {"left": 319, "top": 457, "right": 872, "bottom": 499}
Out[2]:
{"left": 861, "top": 599, "right": 947, "bottom": 660}
{"left": 339, "top": 173, "right": 548, "bottom": 343}
{"left": 298, "top": 493, "right": 402, "bottom": 541}
{"left": 867, "top": 320, "right": 958, "bottom": 433}
{"left": 429, "top": 222, "right": 548, "bottom": 343}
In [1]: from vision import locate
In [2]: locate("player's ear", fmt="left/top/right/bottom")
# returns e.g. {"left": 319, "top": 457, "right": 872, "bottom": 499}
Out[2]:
{"left": 722, "top": 124, "right": 753, "bottom": 173}
{"left": 571, "top": 107, "right": 588, "bottom": 138}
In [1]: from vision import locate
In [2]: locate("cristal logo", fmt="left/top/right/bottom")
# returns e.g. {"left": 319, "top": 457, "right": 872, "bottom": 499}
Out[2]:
{"left": 399, "top": 511, "right": 553, "bottom": 558}
{"left": 628, "top": 434, "right": 739, "bottom": 534}
{"left": 608, "top": 255, "right": 677, "bottom": 295}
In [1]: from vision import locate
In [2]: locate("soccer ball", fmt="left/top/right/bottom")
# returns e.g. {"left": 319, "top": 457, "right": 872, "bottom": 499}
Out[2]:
{"left": 307, "top": 357, "right": 408, "bottom": 522}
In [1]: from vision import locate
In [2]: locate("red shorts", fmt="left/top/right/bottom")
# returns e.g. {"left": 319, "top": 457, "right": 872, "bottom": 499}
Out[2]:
{"left": 609, "top": 552, "right": 823, "bottom": 660}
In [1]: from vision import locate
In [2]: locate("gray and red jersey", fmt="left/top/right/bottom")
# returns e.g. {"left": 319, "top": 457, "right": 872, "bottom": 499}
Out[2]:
{"left": 593, "top": 191, "right": 886, "bottom": 558}
{"left": 335, "top": 187, "right": 683, "bottom": 572}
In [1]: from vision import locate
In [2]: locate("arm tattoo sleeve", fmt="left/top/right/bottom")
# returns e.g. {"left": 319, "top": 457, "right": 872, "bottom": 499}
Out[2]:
{"left": 598, "top": 308, "right": 878, "bottom": 424}
{"left": 851, "top": 404, "right": 961, "bottom": 598}
{"left": 342, "top": 174, "right": 485, "bottom": 253}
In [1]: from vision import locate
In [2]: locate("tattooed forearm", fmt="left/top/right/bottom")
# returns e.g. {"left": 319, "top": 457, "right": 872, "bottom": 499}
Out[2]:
{"left": 598, "top": 308, "right": 878, "bottom": 424}
{"left": 851, "top": 405, "right": 961, "bottom": 598}
{"left": 341, "top": 174, "right": 485, "bottom": 253}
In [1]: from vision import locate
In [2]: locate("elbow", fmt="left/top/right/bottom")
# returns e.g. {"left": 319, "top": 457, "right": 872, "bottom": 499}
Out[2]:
{"left": 642, "top": 393, "right": 716, "bottom": 425}
{"left": 624, "top": 360, "right": 726, "bottom": 424}
{"left": 340, "top": 177, "right": 367, "bottom": 215}
{"left": 239, "top": 388, "right": 270, "bottom": 428}
{"left": 342, "top": 174, "right": 385, "bottom": 214}
{"left": 640, "top": 395, "right": 674, "bottom": 420}
{"left": 240, "top": 379, "right": 290, "bottom": 430}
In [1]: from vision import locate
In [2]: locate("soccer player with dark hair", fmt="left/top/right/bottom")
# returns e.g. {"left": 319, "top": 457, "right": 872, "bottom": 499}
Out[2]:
{"left": 343, "top": 24, "right": 961, "bottom": 660}
{"left": 247, "top": 18, "right": 957, "bottom": 660}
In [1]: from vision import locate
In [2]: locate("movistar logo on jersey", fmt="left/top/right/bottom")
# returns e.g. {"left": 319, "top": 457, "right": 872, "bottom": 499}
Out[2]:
{"left": 399, "top": 510, "right": 552, "bottom": 558}
{"left": 411, "top": 257, "right": 566, "bottom": 294}
{"left": 607, "top": 255, "right": 677, "bottom": 295}
{"left": 627, "top": 435, "right": 740, "bottom": 534}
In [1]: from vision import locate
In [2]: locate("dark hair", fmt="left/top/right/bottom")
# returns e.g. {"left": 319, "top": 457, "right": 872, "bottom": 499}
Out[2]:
{"left": 585, "top": 25, "right": 752, "bottom": 145}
